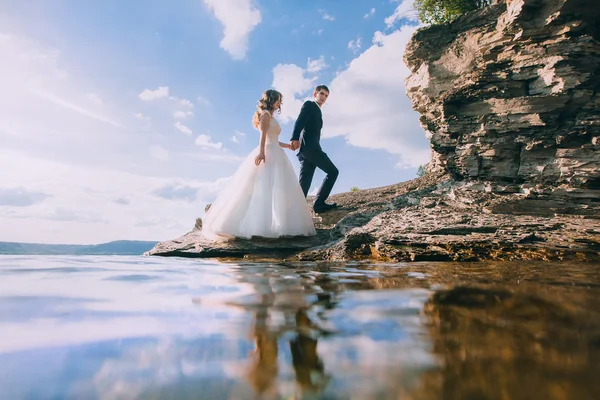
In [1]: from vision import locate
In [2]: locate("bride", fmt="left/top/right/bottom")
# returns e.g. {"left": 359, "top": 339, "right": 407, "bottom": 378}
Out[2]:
{"left": 201, "top": 89, "right": 317, "bottom": 241}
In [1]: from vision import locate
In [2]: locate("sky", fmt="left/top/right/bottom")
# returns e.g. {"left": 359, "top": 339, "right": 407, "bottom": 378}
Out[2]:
{"left": 0, "top": 0, "right": 430, "bottom": 244}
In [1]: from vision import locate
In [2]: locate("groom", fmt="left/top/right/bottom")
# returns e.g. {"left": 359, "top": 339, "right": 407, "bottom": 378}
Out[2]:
{"left": 289, "top": 85, "right": 339, "bottom": 213}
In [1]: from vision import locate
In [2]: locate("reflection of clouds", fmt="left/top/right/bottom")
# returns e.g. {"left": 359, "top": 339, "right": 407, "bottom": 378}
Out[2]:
{"left": 317, "top": 288, "right": 431, "bottom": 341}
{"left": 92, "top": 336, "right": 249, "bottom": 400}
{"left": 320, "top": 335, "right": 437, "bottom": 368}
{"left": 339, "top": 288, "right": 431, "bottom": 310}
{"left": 314, "top": 336, "right": 439, "bottom": 399}
{"left": 1, "top": 317, "right": 165, "bottom": 354}
{"left": 225, "top": 268, "right": 439, "bottom": 399}
{"left": 0, "top": 256, "right": 443, "bottom": 399}
{"left": 0, "top": 256, "right": 254, "bottom": 353}
{"left": 307, "top": 289, "right": 439, "bottom": 398}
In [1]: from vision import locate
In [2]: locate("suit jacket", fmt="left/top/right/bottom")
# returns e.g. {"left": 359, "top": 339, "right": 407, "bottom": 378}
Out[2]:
{"left": 290, "top": 100, "right": 322, "bottom": 153}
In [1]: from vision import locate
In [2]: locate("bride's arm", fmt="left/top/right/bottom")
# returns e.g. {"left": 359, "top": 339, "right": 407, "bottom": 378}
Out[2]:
{"left": 278, "top": 141, "right": 291, "bottom": 149}
{"left": 255, "top": 112, "right": 270, "bottom": 165}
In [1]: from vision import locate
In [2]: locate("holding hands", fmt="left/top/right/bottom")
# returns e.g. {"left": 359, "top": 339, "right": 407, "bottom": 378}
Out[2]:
{"left": 277, "top": 140, "right": 299, "bottom": 151}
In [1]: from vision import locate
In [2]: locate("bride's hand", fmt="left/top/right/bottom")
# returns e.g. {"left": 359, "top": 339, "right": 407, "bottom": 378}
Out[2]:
{"left": 254, "top": 151, "right": 266, "bottom": 166}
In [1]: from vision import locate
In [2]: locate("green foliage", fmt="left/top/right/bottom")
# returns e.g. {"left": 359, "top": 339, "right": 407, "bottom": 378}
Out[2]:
{"left": 350, "top": 186, "right": 360, "bottom": 192}
{"left": 413, "top": 0, "right": 493, "bottom": 25}
{"left": 416, "top": 165, "right": 427, "bottom": 177}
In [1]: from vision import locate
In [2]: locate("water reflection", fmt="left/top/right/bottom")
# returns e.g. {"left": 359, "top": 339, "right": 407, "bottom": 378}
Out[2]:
{"left": 225, "top": 261, "right": 600, "bottom": 399}
{"left": 247, "top": 305, "right": 330, "bottom": 398}
{"left": 241, "top": 270, "right": 336, "bottom": 398}
{"left": 414, "top": 285, "right": 600, "bottom": 400}
{"left": 0, "top": 256, "right": 598, "bottom": 399}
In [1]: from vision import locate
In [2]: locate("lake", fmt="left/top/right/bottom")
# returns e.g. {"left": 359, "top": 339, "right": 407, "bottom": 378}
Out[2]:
{"left": 1, "top": 255, "right": 599, "bottom": 399}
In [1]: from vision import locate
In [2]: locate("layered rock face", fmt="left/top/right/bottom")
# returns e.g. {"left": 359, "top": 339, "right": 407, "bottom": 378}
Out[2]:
{"left": 404, "top": 0, "right": 600, "bottom": 190}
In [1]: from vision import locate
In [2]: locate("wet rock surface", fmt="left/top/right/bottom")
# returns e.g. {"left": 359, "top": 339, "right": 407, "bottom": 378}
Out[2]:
{"left": 294, "top": 176, "right": 600, "bottom": 263}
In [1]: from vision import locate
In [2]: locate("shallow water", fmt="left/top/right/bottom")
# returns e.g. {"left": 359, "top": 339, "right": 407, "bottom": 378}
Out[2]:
{"left": 0, "top": 255, "right": 599, "bottom": 399}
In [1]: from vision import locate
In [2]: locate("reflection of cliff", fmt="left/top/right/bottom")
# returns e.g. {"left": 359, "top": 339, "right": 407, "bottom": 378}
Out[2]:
{"left": 408, "top": 285, "right": 600, "bottom": 399}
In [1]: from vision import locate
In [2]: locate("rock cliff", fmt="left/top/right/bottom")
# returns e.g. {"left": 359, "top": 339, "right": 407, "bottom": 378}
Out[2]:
{"left": 146, "top": 0, "right": 600, "bottom": 262}
{"left": 404, "top": 0, "right": 600, "bottom": 189}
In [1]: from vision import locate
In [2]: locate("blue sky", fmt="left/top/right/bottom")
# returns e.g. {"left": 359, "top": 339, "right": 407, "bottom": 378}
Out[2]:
{"left": 0, "top": 0, "right": 429, "bottom": 244}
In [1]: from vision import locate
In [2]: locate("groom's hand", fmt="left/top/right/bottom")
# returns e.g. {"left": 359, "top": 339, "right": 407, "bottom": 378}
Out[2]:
{"left": 290, "top": 140, "right": 300, "bottom": 151}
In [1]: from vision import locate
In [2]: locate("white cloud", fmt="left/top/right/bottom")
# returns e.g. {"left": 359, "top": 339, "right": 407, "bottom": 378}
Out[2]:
{"left": 0, "top": 30, "right": 244, "bottom": 244}
{"left": 134, "top": 216, "right": 185, "bottom": 229}
{"left": 173, "top": 110, "right": 194, "bottom": 119}
{"left": 152, "top": 184, "right": 199, "bottom": 202}
{"left": 138, "top": 86, "right": 193, "bottom": 112}
{"left": 197, "top": 96, "right": 210, "bottom": 106}
{"left": 272, "top": 56, "right": 330, "bottom": 123}
{"left": 385, "top": 0, "right": 418, "bottom": 27}
{"left": 0, "top": 187, "right": 49, "bottom": 207}
{"left": 149, "top": 145, "right": 170, "bottom": 161}
{"left": 364, "top": 8, "right": 376, "bottom": 19}
{"left": 0, "top": 150, "right": 223, "bottom": 243}
{"left": 173, "top": 97, "right": 194, "bottom": 108}
{"left": 195, "top": 134, "right": 222, "bottom": 150}
{"left": 203, "top": 0, "right": 262, "bottom": 60}
{"left": 137, "top": 89, "right": 195, "bottom": 126}
{"left": 174, "top": 121, "right": 193, "bottom": 135}
{"left": 324, "top": 26, "right": 430, "bottom": 168}
{"left": 348, "top": 37, "right": 362, "bottom": 54}
{"left": 272, "top": 64, "right": 314, "bottom": 123}
{"left": 42, "top": 207, "right": 107, "bottom": 223}
{"left": 306, "top": 55, "right": 327, "bottom": 74}
{"left": 139, "top": 86, "right": 169, "bottom": 101}
{"left": 270, "top": 22, "right": 430, "bottom": 169}
{"left": 0, "top": 32, "right": 124, "bottom": 149}
{"left": 231, "top": 129, "right": 246, "bottom": 144}
{"left": 319, "top": 9, "right": 335, "bottom": 21}
{"left": 31, "top": 88, "right": 122, "bottom": 127}
{"left": 87, "top": 92, "right": 103, "bottom": 105}
{"left": 183, "top": 151, "right": 242, "bottom": 164}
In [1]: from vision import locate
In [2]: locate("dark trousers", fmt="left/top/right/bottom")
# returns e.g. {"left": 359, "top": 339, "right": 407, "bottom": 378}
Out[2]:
{"left": 298, "top": 149, "right": 339, "bottom": 205}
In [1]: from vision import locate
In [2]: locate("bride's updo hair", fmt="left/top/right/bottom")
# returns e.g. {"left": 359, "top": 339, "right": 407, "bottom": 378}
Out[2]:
{"left": 252, "top": 89, "right": 282, "bottom": 129}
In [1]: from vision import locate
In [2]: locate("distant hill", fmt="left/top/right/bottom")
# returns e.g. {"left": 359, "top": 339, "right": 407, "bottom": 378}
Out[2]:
{"left": 0, "top": 240, "right": 158, "bottom": 255}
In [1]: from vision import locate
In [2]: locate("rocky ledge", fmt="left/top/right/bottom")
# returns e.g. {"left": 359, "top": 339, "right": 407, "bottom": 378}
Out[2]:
{"left": 146, "top": 0, "right": 599, "bottom": 262}
{"left": 146, "top": 171, "right": 600, "bottom": 262}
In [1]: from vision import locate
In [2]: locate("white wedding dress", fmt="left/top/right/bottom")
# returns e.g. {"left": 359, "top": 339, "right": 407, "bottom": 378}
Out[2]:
{"left": 202, "top": 111, "right": 316, "bottom": 241}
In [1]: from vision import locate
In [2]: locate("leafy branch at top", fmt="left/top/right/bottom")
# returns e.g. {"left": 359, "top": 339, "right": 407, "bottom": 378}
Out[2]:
{"left": 414, "top": 0, "right": 495, "bottom": 25}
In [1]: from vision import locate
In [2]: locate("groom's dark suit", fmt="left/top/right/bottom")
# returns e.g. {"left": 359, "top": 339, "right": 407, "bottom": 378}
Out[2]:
{"left": 291, "top": 100, "right": 339, "bottom": 207}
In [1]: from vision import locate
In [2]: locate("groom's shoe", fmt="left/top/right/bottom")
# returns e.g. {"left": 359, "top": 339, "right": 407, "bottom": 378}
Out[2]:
{"left": 313, "top": 202, "right": 338, "bottom": 213}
